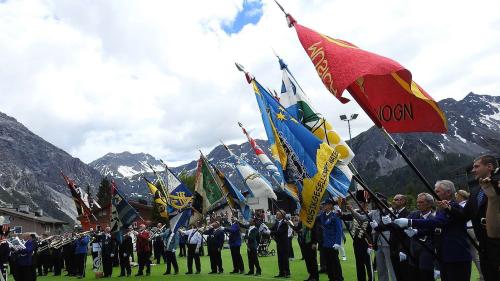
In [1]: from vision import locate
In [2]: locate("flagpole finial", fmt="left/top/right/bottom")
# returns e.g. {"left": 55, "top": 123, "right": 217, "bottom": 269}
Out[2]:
{"left": 235, "top": 62, "right": 254, "bottom": 84}
{"left": 274, "top": 0, "right": 296, "bottom": 27}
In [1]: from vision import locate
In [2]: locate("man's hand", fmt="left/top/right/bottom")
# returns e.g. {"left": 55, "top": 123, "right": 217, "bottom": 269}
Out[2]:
{"left": 369, "top": 221, "right": 378, "bottom": 229}
{"left": 436, "top": 200, "right": 450, "bottom": 210}
{"left": 367, "top": 247, "right": 373, "bottom": 255}
{"left": 123, "top": 253, "right": 127, "bottom": 257}
{"left": 404, "top": 227, "right": 418, "bottom": 238}
{"left": 333, "top": 244, "right": 341, "bottom": 251}
{"left": 110, "top": 253, "right": 114, "bottom": 258}
{"left": 399, "top": 252, "right": 407, "bottom": 262}
{"left": 480, "top": 177, "right": 497, "bottom": 197}
{"left": 394, "top": 218, "right": 409, "bottom": 228}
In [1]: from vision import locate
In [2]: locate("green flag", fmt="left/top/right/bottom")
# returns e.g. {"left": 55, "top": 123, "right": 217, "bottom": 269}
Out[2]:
{"left": 194, "top": 153, "right": 224, "bottom": 214}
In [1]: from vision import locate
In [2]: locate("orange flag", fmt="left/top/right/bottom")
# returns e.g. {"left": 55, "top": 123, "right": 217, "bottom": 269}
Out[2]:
{"left": 287, "top": 15, "right": 447, "bottom": 133}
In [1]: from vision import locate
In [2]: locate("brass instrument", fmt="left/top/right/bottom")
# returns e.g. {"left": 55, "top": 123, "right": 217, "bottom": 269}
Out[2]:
{"left": 38, "top": 230, "right": 93, "bottom": 251}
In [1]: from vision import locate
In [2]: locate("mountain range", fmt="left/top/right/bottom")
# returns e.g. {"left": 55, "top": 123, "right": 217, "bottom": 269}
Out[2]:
{"left": 0, "top": 92, "right": 498, "bottom": 223}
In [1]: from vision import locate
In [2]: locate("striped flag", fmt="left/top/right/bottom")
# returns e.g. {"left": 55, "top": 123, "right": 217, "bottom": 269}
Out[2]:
{"left": 111, "top": 181, "right": 139, "bottom": 228}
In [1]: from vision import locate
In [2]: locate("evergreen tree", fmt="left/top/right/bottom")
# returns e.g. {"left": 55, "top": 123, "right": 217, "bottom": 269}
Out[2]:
{"left": 97, "top": 177, "right": 112, "bottom": 207}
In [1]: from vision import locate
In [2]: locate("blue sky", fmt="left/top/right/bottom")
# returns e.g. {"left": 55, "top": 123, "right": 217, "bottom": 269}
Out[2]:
{"left": 222, "top": 0, "right": 263, "bottom": 34}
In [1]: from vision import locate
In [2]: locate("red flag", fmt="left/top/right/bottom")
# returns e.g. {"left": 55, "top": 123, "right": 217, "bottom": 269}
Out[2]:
{"left": 287, "top": 15, "right": 447, "bottom": 133}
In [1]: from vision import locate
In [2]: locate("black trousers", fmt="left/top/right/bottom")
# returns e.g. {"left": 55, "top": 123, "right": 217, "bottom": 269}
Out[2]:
{"left": 137, "top": 252, "right": 151, "bottom": 274}
{"left": 276, "top": 241, "right": 290, "bottom": 275}
{"left": 186, "top": 244, "right": 201, "bottom": 273}
{"left": 102, "top": 255, "right": 113, "bottom": 277}
{"left": 408, "top": 265, "right": 434, "bottom": 281}
{"left": 324, "top": 247, "right": 343, "bottom": 281}
{"left": 480, "top": 238, "right": 500, "bottom": 281}
{"left": 64, "top": 253, "right": 74, "bottom": 275}
{"left": 247, "top": 247, "right": 261, "bottom": 273}
{"left": 179, "top": 243, "right": 186, "bottom": 257}
{"left": 353, "top": 239, "right": 372, "bottom": 281}
{"left": 230, "top": 246, "right": 244, "bottom": 272}
{"left": 52, "top": 252, "right": 62, "bottom": 276}
{"left": 74, "top": 253, "right": 86, "bottom": 277}
{"left": 439, "top": 261, "right": 471, "bottom": 281}
{"left": 19, "top": 265, "right": 36, "bottom": 281}
{"left": 208, "top": 247, "right": 223, "bottom": 273}
{"left": 288, "top": 237, "right": 294, "bottom": 258}
{"left": 319, "top": 247, "right": 326, "bottom": 271}
{"left": 165, "top": 251, "right": 178, "bottom": 274}
{"left": 390, "top": 252, "right": 408, "bottom": 281}
{"left": 119, "top": 254, "right": 131, "bottom": 276}
{"left": 303, "top": 244, "right": 319, "bottom": 280}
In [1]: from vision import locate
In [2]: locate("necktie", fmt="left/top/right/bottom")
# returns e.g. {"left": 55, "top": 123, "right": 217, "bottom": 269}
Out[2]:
{"left": 477, "top": 189, "right": 485, "bottom": 206}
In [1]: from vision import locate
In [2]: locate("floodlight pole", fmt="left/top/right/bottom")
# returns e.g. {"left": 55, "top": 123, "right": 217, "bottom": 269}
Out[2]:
{"left": 340, "top": 114, "right": 358, "bottom": 142}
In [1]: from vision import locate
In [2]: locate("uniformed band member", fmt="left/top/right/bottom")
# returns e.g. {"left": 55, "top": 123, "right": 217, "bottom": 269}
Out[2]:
{"left": 224, "top": 216, "right": 244, "bottom": 274}
{"left": 135, "top": 224, "right": 151, "bottom": 276}
{"left": 180, "top": 225, "right": 202, "bottom": 274}
{"left": 0, "top": 219, "right": 11, "bottom": 281}
{"left": 36, "top": 233, "right": 49, "bottom": 276}
{"left": 292, "top": 218, "right": 319, "bottom": 281}
{"left": 119, "top": 228, "right": 133, "bottom": 277}
{"left": 153, "top": 223, "right": 165, "bottom": 264}
{"left": 63, "top": 233, "right": 76, "bottom": 276}
{"left": 74, "top": 231, "right": 90, "bottom": 279}
{"left": 271, "top": 210, "right": 290, "bottom": 278}
{"left": 204, "top": 221, "right": 224, "bottom": 274}
{"left": 344, "top": 191, "right": 373, "bottom": 281}
{"left": 51, "top": 237, "right": 63, "bottom": 276}
{"left": 161, "top": 225, "right": 179, "bottom": 275}
{"left": 101, "top": 226, "right": 116, "bottom": 277}
{"left": 320, "top": 198, "right": 344, "bottom": 281}
{"left": 245, "top": 218, "right": 261, "bottom": 276}
{"left": 406, "top": 193, "right": 436, "bottom": 281}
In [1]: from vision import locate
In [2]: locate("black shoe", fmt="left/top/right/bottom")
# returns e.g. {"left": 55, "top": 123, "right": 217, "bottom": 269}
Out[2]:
{"left": 274, "top": 275, "right": 285, "bottom": 278}
{"left": 230, "top": 270, "right": 239, "bottom": 274}
{"left": 163, "top": 272, "right": 170, "bottom": 275}
{"left": 209, "top": 271, "right": 217, "bottom": 274}
{"left": 255, "top": 272, "right": 261, "bottom": 276}
{"left": 185, "top": 272, "right": 193, "bottom": 275}
{"left": 245, "top": 272, "right": 254, "bottom": 275}
{"left": 195, "top": 271, "right": 201, "bottom": 274}
{"left": 118, "top": 274, "right": 125, "bottom": 277}
{"left": 218, "top": 271, "right": 224, "bottom": 274}
{"left": 240, "top": 270, "right": 245, "bottom": 274}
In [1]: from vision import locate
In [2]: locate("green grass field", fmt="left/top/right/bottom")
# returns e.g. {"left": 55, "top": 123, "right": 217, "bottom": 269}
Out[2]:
{"left": 35, "top": 235, "right": 479, "bottom": 281}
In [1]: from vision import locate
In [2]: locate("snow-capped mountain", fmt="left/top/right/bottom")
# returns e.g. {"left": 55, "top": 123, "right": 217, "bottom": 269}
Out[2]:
{"left": 90, "top": 152, "right": 164, "bottom": 179}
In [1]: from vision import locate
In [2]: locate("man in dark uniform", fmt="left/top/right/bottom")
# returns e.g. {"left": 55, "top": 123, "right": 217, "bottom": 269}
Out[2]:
{"left": 448, "top": 155, "right": 500, "bottom": 281}
{"left": 0, "top": 221, "right": 10, "bottom": 281}
{"left": 204, "top": 221, "right": 224, "bottom": 274}
{"left": 406, "top": 193, "right": 436, "bottom": 281}
{"left": 51, "top": 236, "right": 63, "bottom": 276}
{"left": 224, "top": 216, "right": 244, "bottom": 274}
{"left": 153, "top": 223, "right": 165, "bottom": 264}
{"left": 244, "top": 218, "right": 261, "bottom": 276}
{"left": 271, "top": 210, "right": 290, "bottom": 278}
{"left": 37, "top": 234, "right": 49, "bottom": 276}
{"left": 292, "top": 216, "right": 319, "bottom": 281}
{"left": 119, "top": 228, "right": 133, "bottom": 277}
{"left": 381, "top": 194, "right": 410, "bottom": 281}
{"left": 395, "top": 180, "right": 472, "bottom": 281}
{"left": 101, "top": 226, "right": 116, "bottom": 277}
{"left": 320, "top": 198, "right": 344, "bottom": 281}
{"left": 63, "top": 233, "right": 76, "bottom": 276}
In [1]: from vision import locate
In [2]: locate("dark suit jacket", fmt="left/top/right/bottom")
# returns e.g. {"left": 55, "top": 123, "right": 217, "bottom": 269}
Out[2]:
{"left": 119, "top": 235, "right": 133, "bottom": 256}
{"left": 449, "top": 182, "right": 488, "bottom": 249}
{"left": 271, "top": 220, "right": 289, "bottom": 248}
{"left": 204, "top": 228, "right": 224, "bottom": 250}
{"left": 407, "top": 211, "right": 435, "bottom": 270}
{"left": 412, "top": 201, "right": 472, "bottom": 263}
{"left": 377, "top": 207, "right": 410, "bottom": 255}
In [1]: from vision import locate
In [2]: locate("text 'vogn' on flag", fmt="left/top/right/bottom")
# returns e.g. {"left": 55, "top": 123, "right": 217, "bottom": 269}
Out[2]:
{"left": 246, "top": 75, "right": 342, "bottom": 228}
{"left": 284, "top": 14, "right": 447, "bottom": 133}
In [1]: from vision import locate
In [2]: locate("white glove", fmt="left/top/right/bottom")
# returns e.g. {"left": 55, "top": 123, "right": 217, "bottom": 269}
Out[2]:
{"left": 369, "top": 221, "right": 378, "bottom": 229}
{"left": 333, "top": 205, "right": 341, "bottom": 213}
{"left": 404, "top": 227, "right": 418, "bottom": 238}
{"left": 123, "top": 253, "right": 127, "bottom": 257}
{"left": 394, "top": 218, "right": 409, "bottom": 228}
{"left": 367, "top": 248, "right": 373, "bottom": 255}
{"left": 399, "top": 252, "right": 407, "bottom": 262}
{"left": 333, "top": 244, "right": 341, "bottom": 251}
{"left": 381, "top": 215, "right": 392, "bottom": 225}
{"left": 433, "top": 270, "right": 440, "bottom": 279}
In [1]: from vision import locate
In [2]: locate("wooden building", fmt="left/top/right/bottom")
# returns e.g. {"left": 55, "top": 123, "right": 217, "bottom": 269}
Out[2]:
{"left": 0, "top": 205, "right": 67, "bottom": 235}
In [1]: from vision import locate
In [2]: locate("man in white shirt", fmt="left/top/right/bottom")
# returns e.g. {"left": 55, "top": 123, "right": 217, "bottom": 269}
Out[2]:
{"left": 179, "top": 225, "right": 202, "bottom": 274}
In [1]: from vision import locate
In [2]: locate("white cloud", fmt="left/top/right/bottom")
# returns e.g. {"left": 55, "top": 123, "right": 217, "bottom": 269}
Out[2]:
{"left": 0, "top": 0, "right": 499, "bottom": 165}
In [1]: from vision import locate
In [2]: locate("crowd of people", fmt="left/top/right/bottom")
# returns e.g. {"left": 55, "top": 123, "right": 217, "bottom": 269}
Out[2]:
{"left": 0, "top": 155, "right": 498, "bottom": 281}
